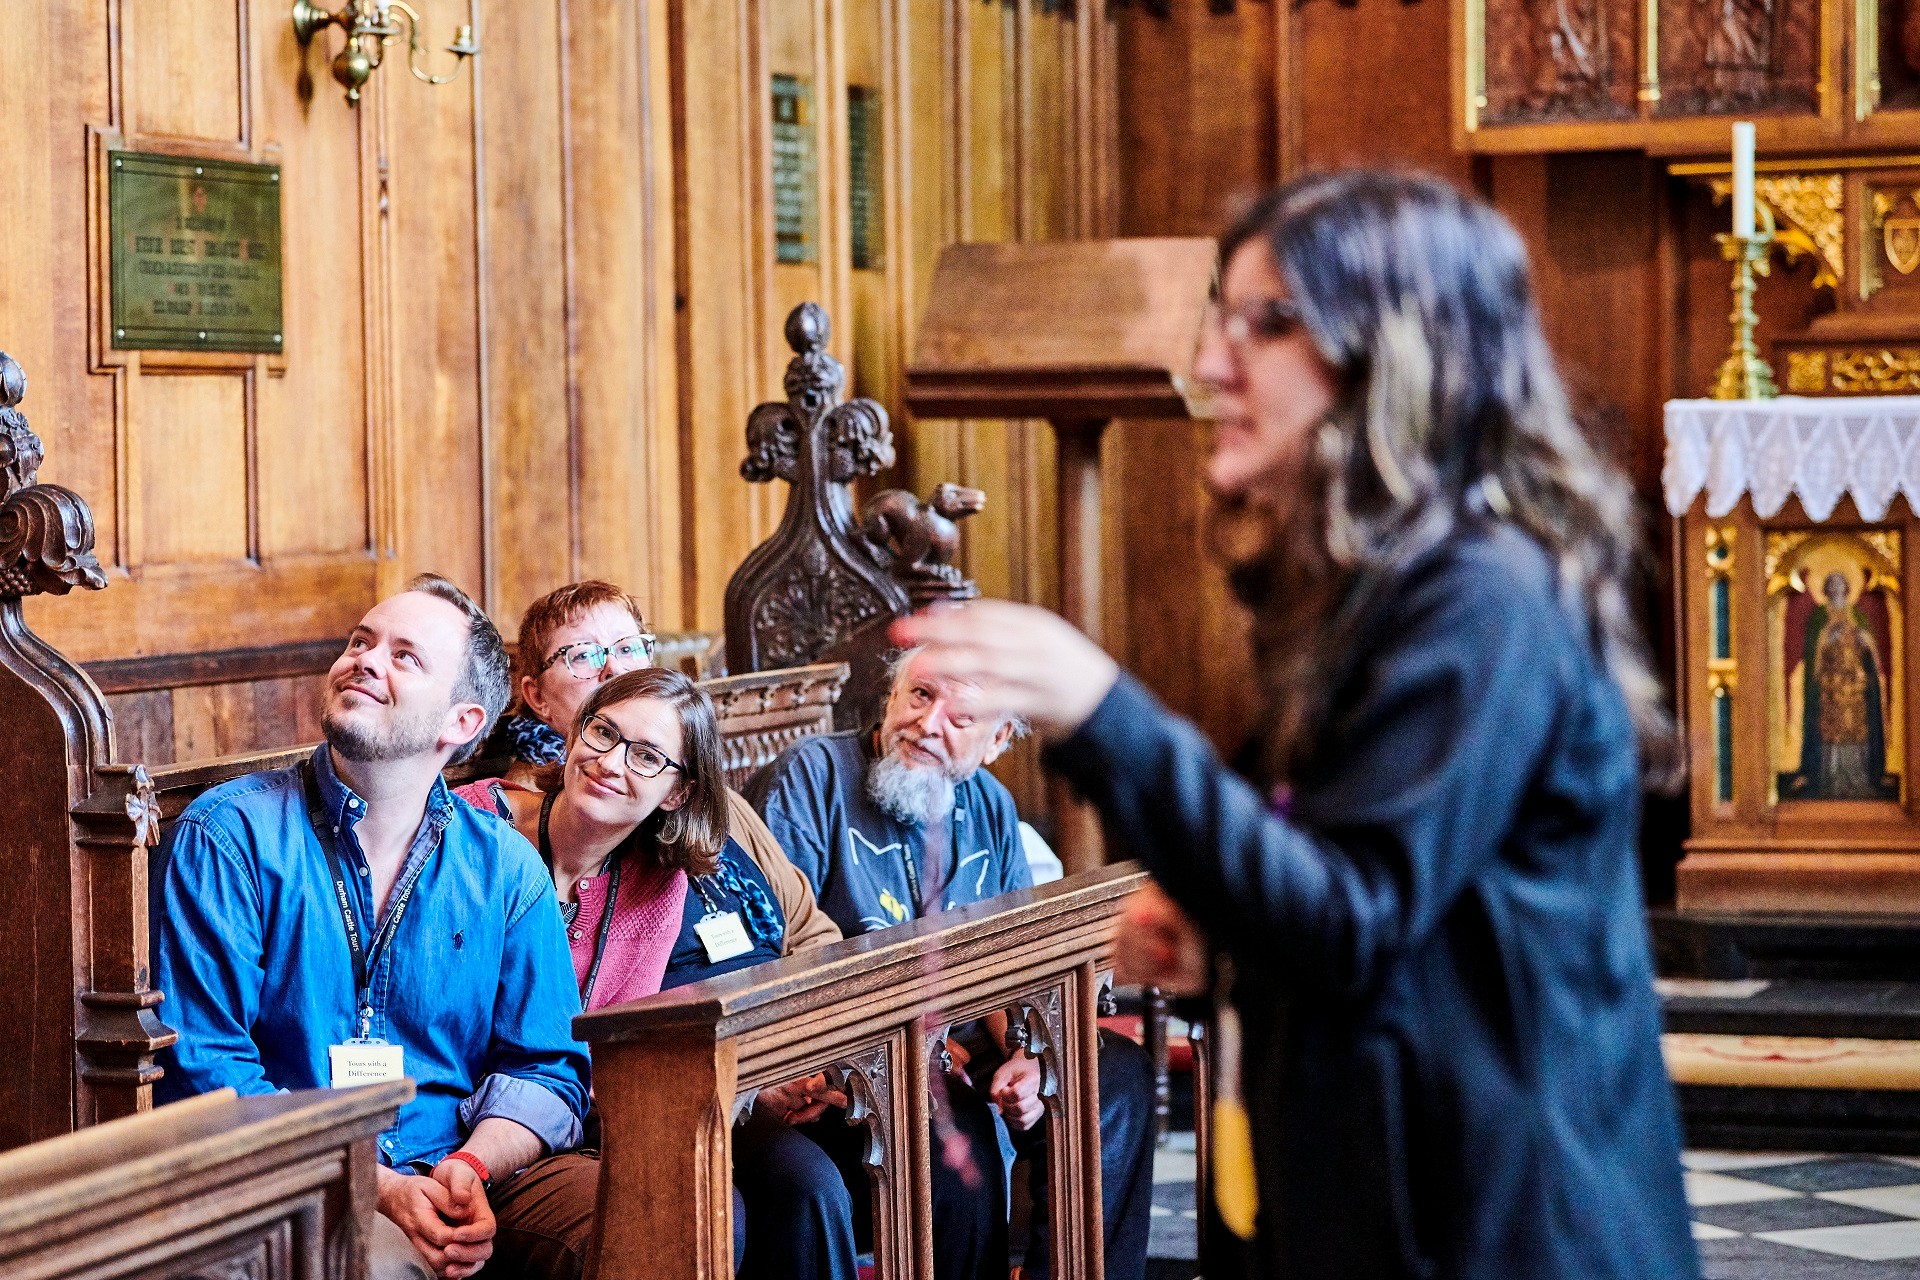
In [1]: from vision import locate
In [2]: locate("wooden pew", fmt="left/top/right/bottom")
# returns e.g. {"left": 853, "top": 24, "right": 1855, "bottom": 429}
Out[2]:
{"left": 1, "top": 654, "right": 846, "bottom": 1150}
{"left": 0, "top": 1082, "right": 409, "bottom": 1280}
{"left": 579, "top": 862, "right": 1148, "bottom": 1280}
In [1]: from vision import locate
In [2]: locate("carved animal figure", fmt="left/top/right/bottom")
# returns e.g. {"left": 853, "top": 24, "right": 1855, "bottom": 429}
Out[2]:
{"left": 861, "top": 483, "right": 985, "bottom": 599}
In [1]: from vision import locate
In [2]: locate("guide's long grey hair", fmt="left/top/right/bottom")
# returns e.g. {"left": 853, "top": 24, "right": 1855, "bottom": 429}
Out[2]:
{"left": 1213, "top": 170, "right": 1676, "bottom": 784}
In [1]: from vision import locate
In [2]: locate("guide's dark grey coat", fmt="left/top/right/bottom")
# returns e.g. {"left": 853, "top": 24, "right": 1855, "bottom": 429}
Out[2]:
{"left": 1047, "top": 525, "right": 1700, "bottom": 1280}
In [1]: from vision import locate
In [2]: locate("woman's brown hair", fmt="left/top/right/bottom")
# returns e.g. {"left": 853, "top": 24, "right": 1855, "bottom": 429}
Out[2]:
{"left": 547, "top": 668, "right": 729, "bottom": 877}
{"left": 1213, "top": 170, "right": 1676, "bottom": 786}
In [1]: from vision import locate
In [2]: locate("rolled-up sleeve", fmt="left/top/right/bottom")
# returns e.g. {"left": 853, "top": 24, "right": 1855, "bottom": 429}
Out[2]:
{"left": 457, "top": 1071, "right": 584, "bottom": 1152}
{"left": 153, "top": 817, "right": 276, "bottom": 1101}
{"left": 470, "top": 874, "right": 591, "bottom": 1152}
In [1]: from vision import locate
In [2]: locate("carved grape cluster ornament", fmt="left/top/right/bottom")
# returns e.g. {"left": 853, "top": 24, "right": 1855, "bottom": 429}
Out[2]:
{"left": 0, "top": 352, "right": 107, "bottom": 599}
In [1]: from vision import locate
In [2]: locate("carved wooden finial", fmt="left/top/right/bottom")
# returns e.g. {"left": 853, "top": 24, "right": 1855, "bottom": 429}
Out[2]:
{"left": 0, "top": 352, "right": 108, "bottom": 598}
{"left": 727, "top": 303, "right": 907, "bottom": 674}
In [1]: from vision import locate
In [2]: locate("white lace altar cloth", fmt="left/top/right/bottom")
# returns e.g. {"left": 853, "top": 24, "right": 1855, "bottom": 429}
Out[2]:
{"left": 1664, "top": 396, "right": 1920, "bottom": 520}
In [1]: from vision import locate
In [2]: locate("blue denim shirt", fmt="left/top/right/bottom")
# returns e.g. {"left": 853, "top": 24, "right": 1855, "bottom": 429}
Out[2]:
{"left": 153, "top": 746, "right": 590, "bottom": 1168}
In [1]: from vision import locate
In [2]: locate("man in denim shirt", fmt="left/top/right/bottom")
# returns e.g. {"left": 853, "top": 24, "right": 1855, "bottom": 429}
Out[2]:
{"left": 154, "top": 576, "right": 594, "bottom": 1280}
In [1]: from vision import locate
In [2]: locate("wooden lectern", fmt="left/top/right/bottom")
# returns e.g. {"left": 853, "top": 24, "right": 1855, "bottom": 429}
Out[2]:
{"left": 905, "top": 238, "right": 1216, "bottom": 872}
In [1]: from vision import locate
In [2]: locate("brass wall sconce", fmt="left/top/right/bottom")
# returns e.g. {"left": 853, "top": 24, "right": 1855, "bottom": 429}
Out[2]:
{"left": 292, "top": 0, "right": 477, "bottom": 105}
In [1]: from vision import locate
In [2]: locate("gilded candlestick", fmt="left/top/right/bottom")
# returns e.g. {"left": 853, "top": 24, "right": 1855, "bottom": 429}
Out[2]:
{"left": 1710, "top": 228, "right": 1777, "bottom": 401}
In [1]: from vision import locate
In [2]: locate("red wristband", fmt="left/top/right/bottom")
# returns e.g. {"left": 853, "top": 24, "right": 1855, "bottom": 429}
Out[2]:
{"left": 444, "top": 1150, "right": 491, "bottom": 1185}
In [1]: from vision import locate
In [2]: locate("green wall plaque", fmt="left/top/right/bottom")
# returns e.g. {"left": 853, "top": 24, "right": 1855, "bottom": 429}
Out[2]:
{"left": 772, "top": 75, "right": 818, "bottom": 266}
{"left": 848, "top": 86, "right": 883, "bottom": 272}
{"left": 108, "top": 151, "right": 284, "bottom": 354}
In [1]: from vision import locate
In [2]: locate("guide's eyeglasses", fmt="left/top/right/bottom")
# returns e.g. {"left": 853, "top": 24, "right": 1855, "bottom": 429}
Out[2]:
{"left": 578, "top": 713, "right": 684, "bottom": 779}
{"left": 542, "top": 634, "right": 656, "bottom": 681}
{"left": 1205, "top": 297, "right": 1307, "bottom": 351}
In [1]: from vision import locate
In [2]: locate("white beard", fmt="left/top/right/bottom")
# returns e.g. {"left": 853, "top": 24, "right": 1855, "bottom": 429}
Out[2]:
{"left": 867, "top": 753, "right": 956, "bottom": 826}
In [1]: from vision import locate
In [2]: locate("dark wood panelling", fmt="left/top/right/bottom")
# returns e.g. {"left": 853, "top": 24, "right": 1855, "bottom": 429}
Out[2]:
{"left": 86, "top": 639, "right": 339, "bottom": 694}
{"left": 1482, "top": 0, "right": 1639, "bottom": 126}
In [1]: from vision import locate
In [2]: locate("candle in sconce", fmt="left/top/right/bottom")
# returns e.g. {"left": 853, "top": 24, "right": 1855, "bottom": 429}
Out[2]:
{"left": 1731, "top": 121, "right": 1756, "bottom": 239}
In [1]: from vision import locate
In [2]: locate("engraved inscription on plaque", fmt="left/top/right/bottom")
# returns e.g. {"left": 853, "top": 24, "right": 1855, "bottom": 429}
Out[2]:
{"left": 108, "top": 151, "right": 284, "bottom": 354}
{"left": 849, "top": 86, "right": 883, "bottom": 271}
{"left": 773, "top": 75, "right": 818, "bottom": 266}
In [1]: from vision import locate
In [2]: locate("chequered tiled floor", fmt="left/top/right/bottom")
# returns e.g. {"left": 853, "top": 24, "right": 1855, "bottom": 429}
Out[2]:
{"left": 1688, "top": 1152, "right": 1920, "bottom": 1278}
{"left": 1145, "top": 1141, "right": 1920, "bottom": 1277}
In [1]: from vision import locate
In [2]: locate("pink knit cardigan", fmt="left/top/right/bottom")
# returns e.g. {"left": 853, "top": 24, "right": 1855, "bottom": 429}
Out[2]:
{"left": 452, "top": 778, "right": 689, "bottom": 1009}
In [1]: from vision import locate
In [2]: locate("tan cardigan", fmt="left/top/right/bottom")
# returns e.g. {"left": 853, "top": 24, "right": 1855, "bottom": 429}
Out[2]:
{"left": 726, "top": 788, "right": 842, "bottom": 954}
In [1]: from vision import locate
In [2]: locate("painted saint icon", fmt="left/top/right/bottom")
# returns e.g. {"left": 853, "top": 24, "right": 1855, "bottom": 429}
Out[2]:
{"left": 1770, "top": 532, "right": 1904, "bottom": 802}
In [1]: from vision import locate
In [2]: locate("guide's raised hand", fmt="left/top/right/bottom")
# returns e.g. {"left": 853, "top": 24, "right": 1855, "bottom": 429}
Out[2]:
{"left": 890, "top": 600, "right": 1118, "bottom": 739}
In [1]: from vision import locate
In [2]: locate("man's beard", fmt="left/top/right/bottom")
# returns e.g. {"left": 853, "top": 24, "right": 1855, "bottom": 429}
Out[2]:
{"left": 867, "top": 752, "right": 956, "bottom": 827}
{"left": 323, "top": 694, "right": 446, "bottom": 763}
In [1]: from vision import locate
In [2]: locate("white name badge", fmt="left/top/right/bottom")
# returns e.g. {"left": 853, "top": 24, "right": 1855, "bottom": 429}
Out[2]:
{"left": 330, "top": 1038, "right": 405, "bottom": 1088}
{"left": 694, "top": 911, "right": 754, "bottom": 963}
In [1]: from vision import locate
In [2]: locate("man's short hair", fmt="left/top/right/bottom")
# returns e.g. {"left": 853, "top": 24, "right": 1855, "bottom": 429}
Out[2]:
{"left": 511, "top": 580, "right": 650, "bottom": 697}
{"left": 407, "top": 573, "right": 510, "bottom": 763}
{"left": 884, "top": 646, "right": 1029, "bottom": 741}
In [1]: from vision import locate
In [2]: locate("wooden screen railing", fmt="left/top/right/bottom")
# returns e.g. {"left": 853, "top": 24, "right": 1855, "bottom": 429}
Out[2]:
{"left": 0, "top": 1082, "right": 409, "bottom": 1280}
{"left": 578, "top": 862, "right": 1149, "bottom": 1280}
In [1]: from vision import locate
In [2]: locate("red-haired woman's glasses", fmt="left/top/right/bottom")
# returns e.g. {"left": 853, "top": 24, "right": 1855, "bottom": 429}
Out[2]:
{"left": 578, "top": 713, "right": 683, "bottom": 779}
{"left": 542, "top": 634, "right": 656, "bottom": 680}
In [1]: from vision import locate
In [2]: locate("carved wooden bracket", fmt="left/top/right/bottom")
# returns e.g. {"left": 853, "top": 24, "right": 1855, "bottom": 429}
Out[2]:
{"left": 826, "top": 1042, "right": 894, "bottom": 1168}
{"left": 1004, "top": 986, "right": 1067, "bottom": 1100}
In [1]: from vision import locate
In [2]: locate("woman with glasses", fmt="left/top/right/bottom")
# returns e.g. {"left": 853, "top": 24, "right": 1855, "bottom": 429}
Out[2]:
{"left": 898, "top": 171, "right": 1698, "bottom": 1279}
{"left": 473, "top": 667, "right": 860, "bottom": 1280}
{"left": 488, "top": 581, "right": 660, "bottom": 788}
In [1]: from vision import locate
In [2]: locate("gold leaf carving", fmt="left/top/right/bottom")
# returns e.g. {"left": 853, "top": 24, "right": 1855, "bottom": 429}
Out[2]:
{"left": 1830, "top": 349, "right": 1920, "bottom": 394}
{"left": 1786, "top": 350, "right": 1830, "bottom": 393}
{"left": 1711, "top": 174, "right": 1843, "bottom": 290}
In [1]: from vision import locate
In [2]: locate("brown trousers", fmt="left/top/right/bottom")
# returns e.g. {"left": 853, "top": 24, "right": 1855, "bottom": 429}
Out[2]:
{"left": 368, "top": 1153, "right": 601, "bottom": 1280}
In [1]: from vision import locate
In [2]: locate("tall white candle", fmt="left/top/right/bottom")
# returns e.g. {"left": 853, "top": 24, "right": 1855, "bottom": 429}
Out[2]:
{"left": 1732, "top": 121, "right": 1756, "bottom": 239}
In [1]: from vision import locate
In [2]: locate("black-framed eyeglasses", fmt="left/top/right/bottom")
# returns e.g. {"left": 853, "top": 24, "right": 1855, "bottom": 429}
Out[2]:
{"left": 542, "top": 634, "right": 657, "bottom": 681}
{"left": 1206, "top": 297, "right": 1306, "bottom": 349}
{"left": 578, "top": 713, "right": 684, "bottom": 779}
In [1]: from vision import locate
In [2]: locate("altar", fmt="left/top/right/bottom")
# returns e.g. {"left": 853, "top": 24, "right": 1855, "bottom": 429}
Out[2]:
{"left": 1668, "top": 395, "right": 1920, "bottom": 912}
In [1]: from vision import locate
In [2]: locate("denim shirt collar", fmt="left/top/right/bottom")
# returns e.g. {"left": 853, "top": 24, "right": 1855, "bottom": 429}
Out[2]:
{"left": 309, "top": 744, "right": 455, "bottom": 843}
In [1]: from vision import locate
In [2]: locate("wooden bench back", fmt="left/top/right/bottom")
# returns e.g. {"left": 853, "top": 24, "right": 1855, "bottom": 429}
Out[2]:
{"left": 578, "top": 862, "right": 1147, "bottom": 1280}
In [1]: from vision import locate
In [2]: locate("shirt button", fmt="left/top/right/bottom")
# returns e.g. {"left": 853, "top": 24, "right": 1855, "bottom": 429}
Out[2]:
{"left": 569, "top": 928, "right": 583, "bottom": 941}
{"left": 358, "top": 866, "right": 369, "bottom": 877}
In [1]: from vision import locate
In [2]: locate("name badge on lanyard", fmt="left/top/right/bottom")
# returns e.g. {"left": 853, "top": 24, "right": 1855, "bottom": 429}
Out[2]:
{"left": 330, "top": 1038, "right": 405, "bottom": 1087}
{"left": 695, "top": 910, "right": 754, "bottom": 963}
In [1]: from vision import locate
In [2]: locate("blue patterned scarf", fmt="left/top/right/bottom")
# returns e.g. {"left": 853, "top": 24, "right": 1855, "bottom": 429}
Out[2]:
{"left": 501, "top": 712, "right": 567, "bottom": 766}
{"left": 702, "top": 846, "right": 784, "bottom": 949}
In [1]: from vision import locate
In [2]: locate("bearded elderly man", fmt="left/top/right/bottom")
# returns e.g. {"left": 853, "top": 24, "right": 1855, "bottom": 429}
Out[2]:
{"left": 750, "top": 652, "right": 1155, "bottom": 1280}
{"left": 153, "top": 576, "right": 594, "bottom": 1280}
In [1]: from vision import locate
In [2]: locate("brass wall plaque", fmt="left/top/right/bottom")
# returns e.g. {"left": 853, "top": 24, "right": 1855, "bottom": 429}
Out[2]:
{"left": 108, "top": 151, "right": 284, "bottom": 354}
{"left": 772, "top": 75, "right": 818, "bottom": 266}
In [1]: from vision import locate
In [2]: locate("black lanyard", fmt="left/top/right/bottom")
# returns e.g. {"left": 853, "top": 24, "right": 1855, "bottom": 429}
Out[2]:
{"left": 897, "top": 839, "right": 924, "bottom": 918}
{"left": 539, "top": 790, "right": 622, "bottom": 1006}
{"left": 303, "top": 761, "right": 425, "bottom": 1037}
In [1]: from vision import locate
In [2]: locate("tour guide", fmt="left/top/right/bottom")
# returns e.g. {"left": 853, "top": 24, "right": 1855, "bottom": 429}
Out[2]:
{"left": 153, "top": 576, "right": 594, "bottom": 1280}
{"left": 896, "top": 171, "right": 1701, "bottom": 1280}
